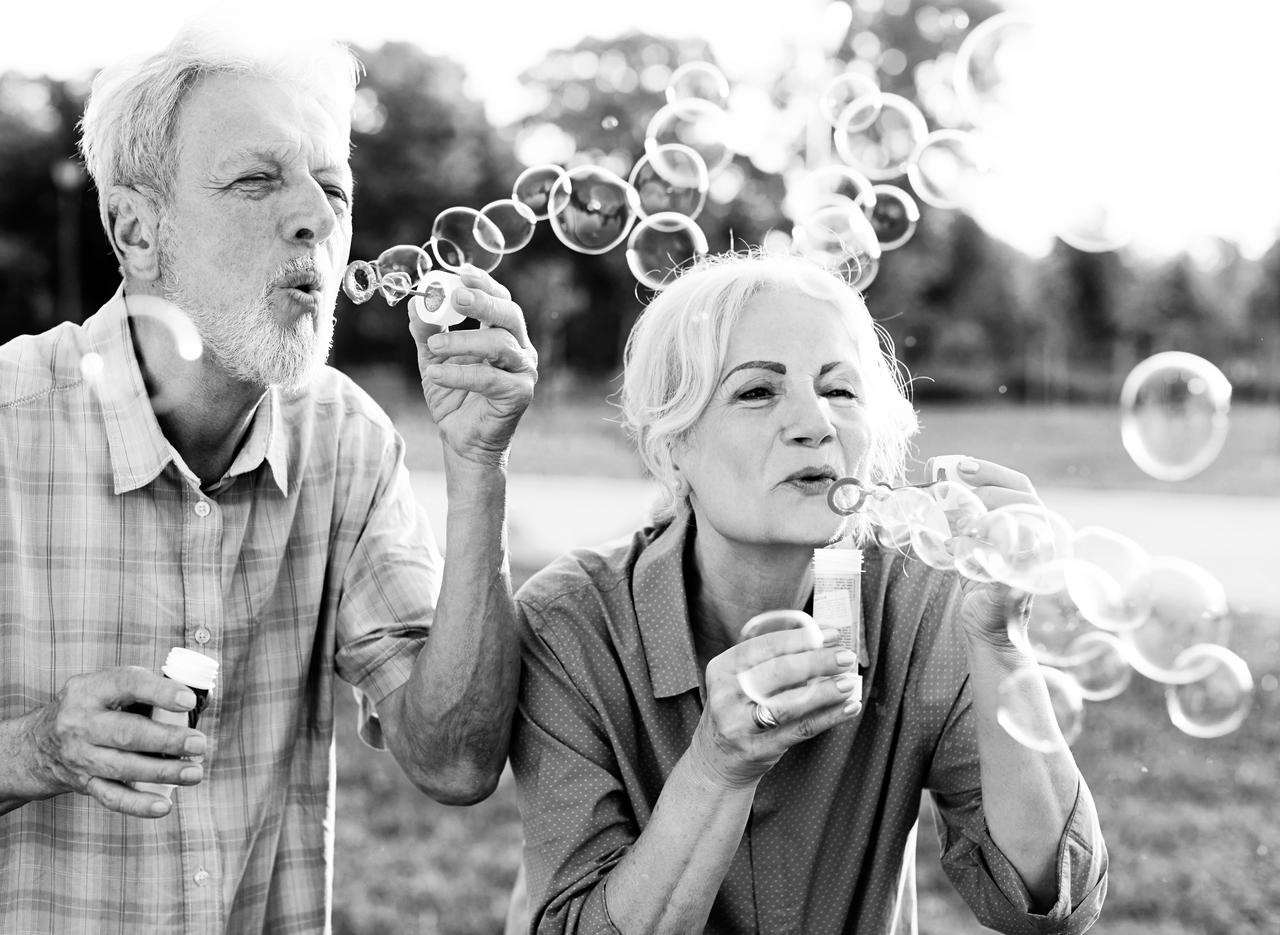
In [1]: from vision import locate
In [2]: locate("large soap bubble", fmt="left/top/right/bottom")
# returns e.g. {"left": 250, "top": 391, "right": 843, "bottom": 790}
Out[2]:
{"left": 996, "top": 664, "right": 1085, "bottom": 752}
{"left": 791, "top": 198, "right": 882, "bottom": 290}
{"left": 1119, "top": 351, "right": 1232, "bottom": 482}
{"left": 967, "top": 504, "right": 1073, "bottom": 595}
{"left": 430, "top": 207, "right": 504, "bottom": 273}
{"left": 818, "top": 72, "right": 883, "bottom": 132}
{"left": 953, "top": 11, "right": 1040, "bottom": 129}
{"left": 513, "top": 164, "right": 572, "bottom": 221}
{"left": 833, "top": 93, "right": 928, "bottom": 181}
{"left": 645, "top": 99, "right": 734, "bottom": 177}
{"left": 628, "top": 144, "right": 710, "bottom": 219}
{"left": 477, "top": 199, "right": 538, "bottom": 255}
{"left": 1165, "top": 644, "right": 1254, "bottom": 739}
{"left": 1064, "top": 526, "right": 1154, "bottom": 632}
{"left": 864, "top": 184, "right": 920, "bottom": 251}
{"left": 1119, "top": 557, "right": 1230, "bottom": 684}
{"left": 625, "top": 213, "right": 709, "bottom": 291}
{"left": 736, "top": 609, "right": 825, "bottom": 708}
{"left": 665, "top": 61, "right": 731, "bottom": 109}
{"left": 1059, "top": 631, "right": 1133, "bottom": 702}
{"left": 906, "top": 129, "right": 989, "bottom": 210}
{"left": 548, "top": 166, "right": 641, "bottom": 255}
{"left": 1011, "top": 588, "right": 1097, "bottom": 667}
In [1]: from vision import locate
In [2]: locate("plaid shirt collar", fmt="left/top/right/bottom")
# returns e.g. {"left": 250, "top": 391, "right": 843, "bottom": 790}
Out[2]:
{"left": 84, "top": 285, "right": 289, "bottom": 496}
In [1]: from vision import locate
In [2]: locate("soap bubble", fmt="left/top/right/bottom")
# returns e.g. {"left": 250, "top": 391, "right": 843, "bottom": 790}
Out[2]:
{"left": 628, "top": 143, "right": 709, "bottom": 219}
{"left": 736, "top": 609, "right": 825, "bottom": 708}
{"left": 954, "top": 11, "right": 1040, "bottom": 129}
{"left": 666, "top": 61, "right": 731, "bottom": 109}
{"left": 863, "top": 184, "right": 920, "bottom": 251}
{"left": 996, "top": 664, "right": 1084, "bottom": 752}
{"left": 909, "top": 481, "right": 988, "bottom": 571}
{"left": 834, "top": 93, "right": 928, "bottom": 181}
{"left": 377, "top": 270, "right": 413, "bottom": 305}
{"left": 430, "top": 207, "right": 504, "bottom": 273}
{"left": 513, "top": 164, "right": 571, "bottom": 221}
{"left": 786, "top": 165, "right": 876, "bottom": 220}
{"left": 1054, "top": 197, "right": 1135, "bottom": 254}
{"left": 1120, "top": 352, "right": 1232, "bottom": 482}
{"left": 866, "top": 485, "right": 933, "bottom": 552}
{"left": 625, "top": 213, "right": 709, "bottom": 291}
{"left": 409, "top": 270, "right": 466, "bottom": 329}
{"left": 376, "top": 244, "right": 433, "bottom": 283}
{"left": 341, "top": 260, "right": 378, "bottom": 304}
{"left": 1064, "top": 526, "right": 1153, "bottom": 632}
{"left": 645, "top": 99, "right": 734, "bottom": 176}
{"left": 79, "top": 352, "right": 105, "bottom": 380}
{"left": 791, "top": 198, "right": 882, "bottom": 290}
{"left": 906, "top": 129, "right": 989, "bottom": 210}
{"left": 477, "top": 199, "right": 538, "bottom": 254}
{"left": 818, "top": 72, "right": 882, "bottom": 132}
{"left": 1166, "top": 644, "right": 1253, "bottom": 739}
{"left": 1120, "top": 557, "right": 1230, "bottom": 684}
{"left": 968, "top": 504, "right": 1073, "bottom": 595}
{"left": 548, "top": 165, "right": 641, "bottom": 255}
{"left": 827, "top": 477, "right": 892, "bottom": 516}
{"left": 1011, "top": 588, "right": 1097, "bottom": 667}
{"left": 1059, "top": 631, "right": 1133, "bottom": 701}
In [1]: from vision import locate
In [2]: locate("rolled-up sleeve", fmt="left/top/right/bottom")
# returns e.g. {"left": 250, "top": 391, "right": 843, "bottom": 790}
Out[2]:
{"left": 510, "top": 602, "right": 633, "bottom": 935}
{"left": 927, "top": 680, "right": 1108, "bottom": 934}
{"left": 331, "top": 429, "right": 441, "bottom": 747}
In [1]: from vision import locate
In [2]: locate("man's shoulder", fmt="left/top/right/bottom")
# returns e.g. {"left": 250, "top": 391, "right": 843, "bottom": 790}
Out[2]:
{"left": 0, "top": 321, "right": 87, "bottom": 409}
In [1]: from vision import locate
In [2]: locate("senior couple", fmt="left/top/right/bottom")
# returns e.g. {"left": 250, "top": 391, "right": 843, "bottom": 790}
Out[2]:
{"left": 0, "top": 19, "right": 1106, "bottom": 935}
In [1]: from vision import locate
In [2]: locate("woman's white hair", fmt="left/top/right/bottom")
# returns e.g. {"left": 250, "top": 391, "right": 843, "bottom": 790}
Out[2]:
{"left": 78, "top": 11, "right": 362, "bottom": 250}
{"left": 620, "top": 248, "right": 919, "bottom": 525}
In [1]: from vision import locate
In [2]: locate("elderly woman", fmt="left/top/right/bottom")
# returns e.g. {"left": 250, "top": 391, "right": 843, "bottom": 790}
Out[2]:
{"left": 509, "top": 251, "right": 1107, "bottom": 934}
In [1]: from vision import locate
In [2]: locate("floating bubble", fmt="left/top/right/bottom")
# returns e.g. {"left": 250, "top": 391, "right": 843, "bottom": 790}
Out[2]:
{"left": 601, "top": 115, "right": 619, "bottom": 131}
{"left": 1120, "top": 557, "right": 1230, "bottom": 684}
{"left": 786, "top": 165, "right": 876, "bottom": 220}
{"left": 818, "top": 72, "right": 883, "bottom": 132}
{"left": 377, "top": 244, "right": 433, "bottom": 283}
{"left": 996, "top": 664, "right": 1084, "bottom": 752}
{"left": 953, "top": 11, "right": 1040, "bottom": 129}
{"left": 1059, "top": 631, "right": 1133, "bottom": 702}
{"left": 79, "top": 352, "right": 105, "bottom": 380}
{"left": 968, "top": 504, "right": 1073, "bottom": 595}
{"left": 906, "top": 129, "right": 989, "bottom": 210}
{"left": 513, "top": 164, "right": 572, "bottom": 221}
{"left": 665, "top": 61, "right": 731, "bottom": 109}
{"left": 123, "top": 295, "right": 203, "bottom": 362}
{"left": 1010, "top": 588, "right": 1097, "bottom": 667}
{"left": 430, "top": 207, "right": 504, "bottom": 273}
{"left": 409, "top": 270, "right": 466, "bottom": 329}
{"left": 737, "top": 608, "right": 824, "bottom": 708}
{"left": 1054, "top": 197, "right": 1135, "bottom": 254}
{"left": 548, "top": 165, "right": 641, "bottom": 255}
{"left": 477, "top": 199, "right": 538, "bottom": 255}
{"left": 628, "top": 144, "right": 710, "bottom": 219}
{"left": 865, "top": 486, "right": 933, "bottom": 554}
{"left": 378, "top": 270, "right": 414, "bottom": 305}
{"left": 863, "top": 184, "right": 920, "bottom": 251}
{"left": 342, "top": 259, "right": 378, "bottom": 304}
{"left": 1120, "top": 352, "right": 1232, "bottom": 483}
{"left": 833, "top": 93, "right": 928, "bottom": 181}
{"left": 625, "top": 212, "right": 709, "bottom": 291}
{"left": 1064, "top": 526, "right": 1153, "bottom": 632}
{"left": 1166, "top": 644, "right": 1253, "bottom": 739}
{"left": 645, "top": 99, "right": 734, "bottom": 177}
{"left": 909, "top": 481, "right": 988, "bottom": 571}
{"left": 791, "top": 198, "right": 882, "bottom": 290}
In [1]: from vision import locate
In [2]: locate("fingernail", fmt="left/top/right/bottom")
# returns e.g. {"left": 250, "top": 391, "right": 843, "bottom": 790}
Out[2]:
{"left": 960, "top": 458, "right": 980, "bottom": 473}
{"left": 185, "top": 734, "right": 206, "bottom": 756}
{"left": 453, "top": 287, "right": 473, "bottom": 306}
{"left": 834, "top": 674, "right": 858, "bottom": 692}
{"left": 843, "top": 699, "right": 863, "bottom": 715}
{"left": 427, "top": 334, "right": 445, "bottom": 350}
{"left": 835, "top": 650, "right": 857, "bottom": 667}
{"left": 176, "top": 690, "right": 197, "bottom": 709}
{"left": 424, "top": 365, "right": 443, "bottom": 381}
{"left": 180, "top": 765, "right": 202, "bottom": 783}
{"left": 150, "top": 800, "right": 169, "bottom": 816}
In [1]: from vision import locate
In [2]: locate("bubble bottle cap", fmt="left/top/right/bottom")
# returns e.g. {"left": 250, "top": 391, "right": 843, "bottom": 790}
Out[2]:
{"left": 162, "top": 647, "right": 219, "bottom": 691}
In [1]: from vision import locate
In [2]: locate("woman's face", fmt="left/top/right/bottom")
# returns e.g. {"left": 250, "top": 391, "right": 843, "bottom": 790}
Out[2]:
{"left": 675, "top": 285, "right": 874, "bottom": 550}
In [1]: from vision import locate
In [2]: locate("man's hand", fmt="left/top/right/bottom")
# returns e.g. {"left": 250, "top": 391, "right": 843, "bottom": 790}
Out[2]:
{"left": 408, "top": 265, "right": 537, "bottom": 467}
{"left": 19, "top": 667, "right": 206, "bottom": 818}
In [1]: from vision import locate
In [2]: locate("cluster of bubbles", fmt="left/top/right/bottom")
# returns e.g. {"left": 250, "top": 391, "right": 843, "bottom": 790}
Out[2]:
{"left": 824, "top": 471, "right": 1253, "bottom": 751}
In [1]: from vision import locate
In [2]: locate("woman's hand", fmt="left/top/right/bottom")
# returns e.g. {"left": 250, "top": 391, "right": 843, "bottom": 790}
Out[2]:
{"left": 951, "top": 457, "right": 1043, "bottom": 652}
{"left": 689, "top": 627, "right": 861, "bottom": 790}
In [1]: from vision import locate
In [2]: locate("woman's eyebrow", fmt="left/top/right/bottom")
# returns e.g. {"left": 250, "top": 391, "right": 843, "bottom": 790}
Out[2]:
{"left": 720, "top": 360, "right": 785, "bottom": 386}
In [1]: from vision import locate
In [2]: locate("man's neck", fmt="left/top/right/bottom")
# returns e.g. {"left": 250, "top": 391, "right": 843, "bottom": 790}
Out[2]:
{"left": 126, "top": 300, "right": 265, "bottom": 488}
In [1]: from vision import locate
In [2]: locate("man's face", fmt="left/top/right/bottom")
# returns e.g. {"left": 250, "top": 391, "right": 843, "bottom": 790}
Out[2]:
{"left": 158, "top": 72, "right": 353, "bottom": 390}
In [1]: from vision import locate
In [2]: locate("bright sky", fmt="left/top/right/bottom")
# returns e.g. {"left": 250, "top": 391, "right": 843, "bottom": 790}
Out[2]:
{"left": 6, "top": 0, "right": 1280, "bottom": 260}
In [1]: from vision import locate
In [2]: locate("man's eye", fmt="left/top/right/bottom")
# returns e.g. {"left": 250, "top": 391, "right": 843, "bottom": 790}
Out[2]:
{"left": 325, "top": 187, "right": 351, "bottom": 206}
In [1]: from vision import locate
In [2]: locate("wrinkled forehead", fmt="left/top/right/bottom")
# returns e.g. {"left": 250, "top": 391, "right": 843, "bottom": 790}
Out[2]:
{"left": 727, "top": 282, "right": 868, "bottom": 361}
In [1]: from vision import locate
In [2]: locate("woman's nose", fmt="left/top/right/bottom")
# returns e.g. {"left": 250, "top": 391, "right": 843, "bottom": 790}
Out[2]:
{"left": 782, "top": 390, "right": 835, "bottom": 448}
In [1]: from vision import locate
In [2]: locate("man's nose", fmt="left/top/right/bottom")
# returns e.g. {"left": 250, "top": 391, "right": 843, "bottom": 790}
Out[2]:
{"left": 282, "top": 180, "right": 337, "bottom": 245}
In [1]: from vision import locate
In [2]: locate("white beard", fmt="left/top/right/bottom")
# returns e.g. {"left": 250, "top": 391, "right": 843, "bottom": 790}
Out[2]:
{"left": 158, "top": 240, "right": 335, "bottom": 392}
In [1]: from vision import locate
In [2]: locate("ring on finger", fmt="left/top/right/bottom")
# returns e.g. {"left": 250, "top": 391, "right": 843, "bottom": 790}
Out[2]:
{"left": 751, "top": 702, "right": 779, "bottom": 731}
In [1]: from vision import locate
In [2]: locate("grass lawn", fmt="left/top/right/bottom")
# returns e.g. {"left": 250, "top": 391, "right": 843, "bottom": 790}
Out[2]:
{"left": 333, "top": 372, "right": 1280, "bottom": 934}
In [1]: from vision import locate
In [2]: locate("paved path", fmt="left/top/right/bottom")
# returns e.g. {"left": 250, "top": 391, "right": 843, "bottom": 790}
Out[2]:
{"left": 409, "top": 472, "right": 1280, "bottom": 613}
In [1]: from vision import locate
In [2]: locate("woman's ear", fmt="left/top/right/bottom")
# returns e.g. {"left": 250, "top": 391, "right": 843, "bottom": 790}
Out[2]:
{"left": 106, "top": 186, "right": 162, "bottom": 283}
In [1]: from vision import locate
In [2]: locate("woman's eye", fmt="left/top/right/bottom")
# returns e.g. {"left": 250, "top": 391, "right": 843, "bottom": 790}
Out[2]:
{"left": 824, "top": 387, "right": 857, "bottom": 399}
{"left": 737, "top": 386, "right": 774, "bottom": 401}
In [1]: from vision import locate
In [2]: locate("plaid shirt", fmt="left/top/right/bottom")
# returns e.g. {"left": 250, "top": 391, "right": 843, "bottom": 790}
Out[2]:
{"left": 0, "top": 288, "right": 441, "bottom": 934}
{"left": 512, "top": 509, "right": 1108, "bottom": 935}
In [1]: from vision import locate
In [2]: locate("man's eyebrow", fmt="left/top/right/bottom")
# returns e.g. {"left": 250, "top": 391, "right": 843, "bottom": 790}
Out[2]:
{"left": 720, "top": 360, "right": 785, "bottom": 385}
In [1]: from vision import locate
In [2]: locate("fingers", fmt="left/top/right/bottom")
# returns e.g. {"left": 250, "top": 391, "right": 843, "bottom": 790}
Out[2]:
{"left": 453, "top": 266, "right": 531, "bottom": 347}
{"left": 81, "top": 667, "right": 194, "bottom": 712}
{"left": 740, "top": 645, "right": 857, "bottom": 698}
{"left": 957, "top": 458, "right": 1036, "bottom": 496}
{"left": 83, "top": 776, "right": 176, "bottom": 818}
{"left": 424, "top": 328, "right": 538, "bottom": 378}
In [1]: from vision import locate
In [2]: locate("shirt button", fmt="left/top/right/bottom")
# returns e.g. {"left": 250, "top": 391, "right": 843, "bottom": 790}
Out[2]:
{"left": 194, "top": 501, "right": 211, "bottom": 517}
{"left": 193, "top": 867, "right": 211, "bottom": 886}
{"left": 194, "top": 627, "right": 211, "bottom": 645}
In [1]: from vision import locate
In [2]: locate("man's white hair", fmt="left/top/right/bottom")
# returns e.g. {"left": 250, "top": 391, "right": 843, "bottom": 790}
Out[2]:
{"left": 78, "top": 10, "right": 362, "bottom": 253}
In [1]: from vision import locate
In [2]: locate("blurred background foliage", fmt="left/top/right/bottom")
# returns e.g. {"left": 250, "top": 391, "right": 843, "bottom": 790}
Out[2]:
{"left": 1, "top": 0, "right": 1276, "bottom": 404}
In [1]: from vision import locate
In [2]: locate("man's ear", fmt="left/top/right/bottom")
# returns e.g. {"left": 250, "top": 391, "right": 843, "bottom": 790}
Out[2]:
{"left": 106, "top": 186, "right": 162, "bottom": 283}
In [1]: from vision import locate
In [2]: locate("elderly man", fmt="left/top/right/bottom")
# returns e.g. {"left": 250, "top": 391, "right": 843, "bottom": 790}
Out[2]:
{"left": 0, "top": 20, "right": 535, "bottom": 933}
